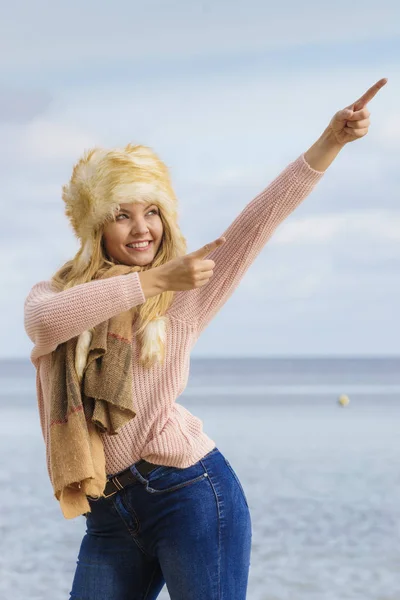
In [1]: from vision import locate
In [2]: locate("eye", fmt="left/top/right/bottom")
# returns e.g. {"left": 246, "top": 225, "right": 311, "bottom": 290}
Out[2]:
{"left": 116, "top": 208, "right": 159, "bottom": 221}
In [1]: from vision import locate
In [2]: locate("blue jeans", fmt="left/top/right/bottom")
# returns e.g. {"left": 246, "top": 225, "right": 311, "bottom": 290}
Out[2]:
{"left": 69, "top": 447, "right": 252, "bottom": 599}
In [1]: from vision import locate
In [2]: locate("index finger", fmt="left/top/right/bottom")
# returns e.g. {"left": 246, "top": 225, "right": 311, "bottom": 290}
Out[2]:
{"left": 352, "top": 78, "right": 388, "bottom": 110}
{"left": 190, "top": 236, "right": 226, "bottom": 259}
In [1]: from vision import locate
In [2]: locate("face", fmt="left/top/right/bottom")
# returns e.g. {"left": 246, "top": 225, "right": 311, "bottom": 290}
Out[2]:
{"left": 102, "top": 202, "right": 164, "bottom": 267}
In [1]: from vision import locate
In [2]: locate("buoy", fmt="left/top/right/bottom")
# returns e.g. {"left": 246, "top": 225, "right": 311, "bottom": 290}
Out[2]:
{"left": 338, "top": 394, "right": 350, "bottom": 407}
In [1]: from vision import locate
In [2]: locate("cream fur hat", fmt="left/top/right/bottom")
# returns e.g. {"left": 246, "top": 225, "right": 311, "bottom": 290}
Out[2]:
{"left": 62, "top": 144, "right": 186, "bottom": 268}
{"left": 62, "top": 144, "right": 187, "bottom": 372}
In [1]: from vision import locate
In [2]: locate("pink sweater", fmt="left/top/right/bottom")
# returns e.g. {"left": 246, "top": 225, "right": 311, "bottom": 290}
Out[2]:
{"left": 24, "top": 154, "right": 323, "bottom": 477}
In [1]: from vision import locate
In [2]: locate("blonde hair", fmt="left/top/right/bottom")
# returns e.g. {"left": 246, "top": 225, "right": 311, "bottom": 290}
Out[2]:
{"left": 51, "top": 144, "right": 187, "bottom": 367}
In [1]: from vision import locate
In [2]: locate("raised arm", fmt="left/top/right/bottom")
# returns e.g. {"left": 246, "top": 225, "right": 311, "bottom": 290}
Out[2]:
{"left": 169, "top": 77, "right": 388, "bottom": 334}
{"left": 169, "top": 154, "right": 324, "bottom": 332}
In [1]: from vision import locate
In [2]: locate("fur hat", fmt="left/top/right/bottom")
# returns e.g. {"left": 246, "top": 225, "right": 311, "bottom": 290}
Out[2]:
{"left": 61, "top": 144, "right": 187, "bottom": 370}
{"left": 62, "top": 144, "right": 186, "bottom": 268}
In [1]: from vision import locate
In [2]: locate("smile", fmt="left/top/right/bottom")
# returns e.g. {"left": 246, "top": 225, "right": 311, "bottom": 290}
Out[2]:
{"left": 126, "top": 241, "right": 153, "bottom": 251}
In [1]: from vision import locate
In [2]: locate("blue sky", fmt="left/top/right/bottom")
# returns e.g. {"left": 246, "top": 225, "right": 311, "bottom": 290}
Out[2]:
{"left": 3, "top": 0, "right": 400, "bottom": 358}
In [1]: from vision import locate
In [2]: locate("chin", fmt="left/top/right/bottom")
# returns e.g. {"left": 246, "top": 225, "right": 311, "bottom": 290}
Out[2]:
{"left": 126, "top": 253, "right": 156, "bottom": 268}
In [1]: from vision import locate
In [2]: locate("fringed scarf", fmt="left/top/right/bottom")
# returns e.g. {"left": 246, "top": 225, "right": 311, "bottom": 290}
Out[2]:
{"left": 49, "top": 265, "right": 139, "bottom": 519}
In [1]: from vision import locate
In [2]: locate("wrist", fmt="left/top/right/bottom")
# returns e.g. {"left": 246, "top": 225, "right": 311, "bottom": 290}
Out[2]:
{"left": 304, "top": 127, "right": 345, "bottom": 172}
{"left": 153, "top": 264, "right": 169, "bottom": 293}
{"left": 138, "top": 266, "right": 168, "bottom": 299}
{"left": 319, "top": 126, "right": 346, "bottom": 151}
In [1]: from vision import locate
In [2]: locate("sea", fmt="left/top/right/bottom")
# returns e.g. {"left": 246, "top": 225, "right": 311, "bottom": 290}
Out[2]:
{"left": 0, "top": 357, "right": 399, "bottom": 600}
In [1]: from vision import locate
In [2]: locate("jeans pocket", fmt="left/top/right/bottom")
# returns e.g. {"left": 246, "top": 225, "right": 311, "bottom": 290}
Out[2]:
{"left": 223, "top": 457, "right": 249, "bottom": 508}
{"left": 143, "top": 461, "right": 208, "bottom": 494}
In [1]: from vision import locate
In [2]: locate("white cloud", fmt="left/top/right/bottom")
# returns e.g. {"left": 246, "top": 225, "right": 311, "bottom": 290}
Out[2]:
{"left": 1, "top": 1, "right": 399, "bottom": 357}
{"left": 0, "top": 86, "right": 52, "bottom": 123}
{"left": 1, "top": 0, "right": 399, "bottom": 69}
{"left": 379, "top": 113, "right": 400, "bottom": 149}
{"left": 41, "top": 64, "right": 397, "bottom": 194}
{"left": 271, "top": 211, "right": 400, "bottom": 245}
{"left": 22, "top": 119, "right": 96, "bottom": 162}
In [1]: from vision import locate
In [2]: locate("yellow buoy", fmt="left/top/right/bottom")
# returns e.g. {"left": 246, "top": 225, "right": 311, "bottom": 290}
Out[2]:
{"left": 338, "top": 394, "right": 350, "bottom": 407}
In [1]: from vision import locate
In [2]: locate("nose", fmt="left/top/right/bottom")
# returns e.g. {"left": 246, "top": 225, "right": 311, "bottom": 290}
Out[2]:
{"left": 130, "top": 215, "right": 150, "bottom": 236}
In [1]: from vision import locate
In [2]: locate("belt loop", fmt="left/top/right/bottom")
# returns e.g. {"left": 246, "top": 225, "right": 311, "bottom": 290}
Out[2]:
{"left": 129, "top": 462, "right": 150, "bottom": 485}
{"left": 113, "top": 476, "right": 123, "bottom": 491}
{"left": 102, "top": 474, "right": 123, "bottom": 498}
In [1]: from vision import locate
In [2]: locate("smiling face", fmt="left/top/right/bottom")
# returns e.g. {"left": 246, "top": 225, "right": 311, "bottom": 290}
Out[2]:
{"left": 102, "top": 202, "right": 164, "bottom": 267}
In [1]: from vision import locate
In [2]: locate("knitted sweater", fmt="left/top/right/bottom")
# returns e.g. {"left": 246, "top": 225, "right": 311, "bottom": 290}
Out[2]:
{"left": 24, "top": 154, "right": 324, "bottom": 477}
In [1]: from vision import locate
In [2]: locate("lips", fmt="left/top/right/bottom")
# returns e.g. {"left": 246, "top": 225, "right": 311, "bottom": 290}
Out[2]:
{"left": 126, "top": 240, "right": 152, "bottom": 245}
{"left": 126, "top": 241, "right": 153, "bottom": 251}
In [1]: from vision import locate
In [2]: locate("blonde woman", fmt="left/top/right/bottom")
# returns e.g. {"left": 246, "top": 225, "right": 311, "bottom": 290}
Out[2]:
{"left": 24, "top": 78, "right": 386, "bottom": 600}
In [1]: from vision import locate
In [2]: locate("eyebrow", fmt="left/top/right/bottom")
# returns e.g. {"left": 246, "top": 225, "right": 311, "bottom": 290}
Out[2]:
{"left": 117, "top": 203, "right": 155, "bottom": 213}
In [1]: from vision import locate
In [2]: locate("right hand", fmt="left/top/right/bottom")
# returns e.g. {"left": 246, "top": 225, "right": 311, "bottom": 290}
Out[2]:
{"left": 158, "top": 237, "right": 226, "bottom": 291}
{"left": 327, "top": 77, "right": 387, "bottom": 145}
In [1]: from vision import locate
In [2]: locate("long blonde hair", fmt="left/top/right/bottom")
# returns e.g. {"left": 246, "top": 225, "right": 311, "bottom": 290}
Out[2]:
{"left": 51, "top": 144, "right": 187, "bottom": 367}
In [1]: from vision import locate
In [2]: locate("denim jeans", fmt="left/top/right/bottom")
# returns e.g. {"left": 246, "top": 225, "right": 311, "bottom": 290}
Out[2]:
{"left": 69, "top": 447, "right": 252, "bottom": 599}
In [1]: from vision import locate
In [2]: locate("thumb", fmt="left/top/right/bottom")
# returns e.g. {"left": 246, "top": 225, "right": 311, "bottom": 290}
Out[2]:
{"left": 189, "top": 236, "right": 226, "bottom": 259}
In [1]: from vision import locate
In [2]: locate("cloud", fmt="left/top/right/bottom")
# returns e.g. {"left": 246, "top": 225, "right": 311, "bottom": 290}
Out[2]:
{"left": 1, "top": 0, "right": 400, "bottom": 70}
{"left": 0, "top": 87, "right": 53, "bottom": 124}
{"left": 22, "top": 119, "right": 96, "bottom": 161}
{"left": 271, "top": 211, "right": 400, "bottom": 245}
{"left": 379, "top": 113, "right": 400, "bottom": 149}
{"left": 38, "top": 64, "right": 397, "bottom": 186}
{"left": 1, "top": 2, "right": 399, "bottom": 358}
{"left": 0, "top": 118, "right": 96, "bottom": 184}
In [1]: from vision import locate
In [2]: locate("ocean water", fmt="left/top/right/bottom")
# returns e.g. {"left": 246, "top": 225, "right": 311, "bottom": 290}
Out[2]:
{"left": 0, "top": 357, "right": 399, "bottom": 600}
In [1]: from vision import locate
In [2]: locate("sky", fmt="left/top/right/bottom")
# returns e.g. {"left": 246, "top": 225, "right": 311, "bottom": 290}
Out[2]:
{"left": 2, "top": 0, "right": 400, "bottom": 359}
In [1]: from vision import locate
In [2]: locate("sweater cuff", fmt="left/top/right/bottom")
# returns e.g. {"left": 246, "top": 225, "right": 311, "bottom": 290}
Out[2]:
{"left": 298, "top": 152, "right": 326, "bottom": 177}
{"left": 122, "top": 272, "right": 146, "bottom": 308}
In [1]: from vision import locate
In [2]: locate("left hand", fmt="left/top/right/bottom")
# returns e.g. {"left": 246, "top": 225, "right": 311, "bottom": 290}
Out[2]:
{"left": 328, "top": 78, "right": 388, "bottom": 145}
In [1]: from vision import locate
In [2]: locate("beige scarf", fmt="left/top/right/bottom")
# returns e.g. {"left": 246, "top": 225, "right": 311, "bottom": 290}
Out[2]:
{"left": 49, "top": 265, "right": 138, "bottom": 519}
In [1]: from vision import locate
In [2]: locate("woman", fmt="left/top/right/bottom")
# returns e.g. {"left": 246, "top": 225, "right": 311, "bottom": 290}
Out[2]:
{"left": 24, "top": 78, "right": 386, "bottom": 599}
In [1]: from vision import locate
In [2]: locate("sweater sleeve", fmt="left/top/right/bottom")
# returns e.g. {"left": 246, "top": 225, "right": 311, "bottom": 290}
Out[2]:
{"left": 24, "top": 272, "right": 146, "bottom": 361}
{"left": 169, "top": 154, "right": 324, "bottom": 334}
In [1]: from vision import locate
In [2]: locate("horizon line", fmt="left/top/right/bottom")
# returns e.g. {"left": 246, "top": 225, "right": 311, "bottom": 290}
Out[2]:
{"left": 1, "top": 354, "right": 399, "bottom": 362}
